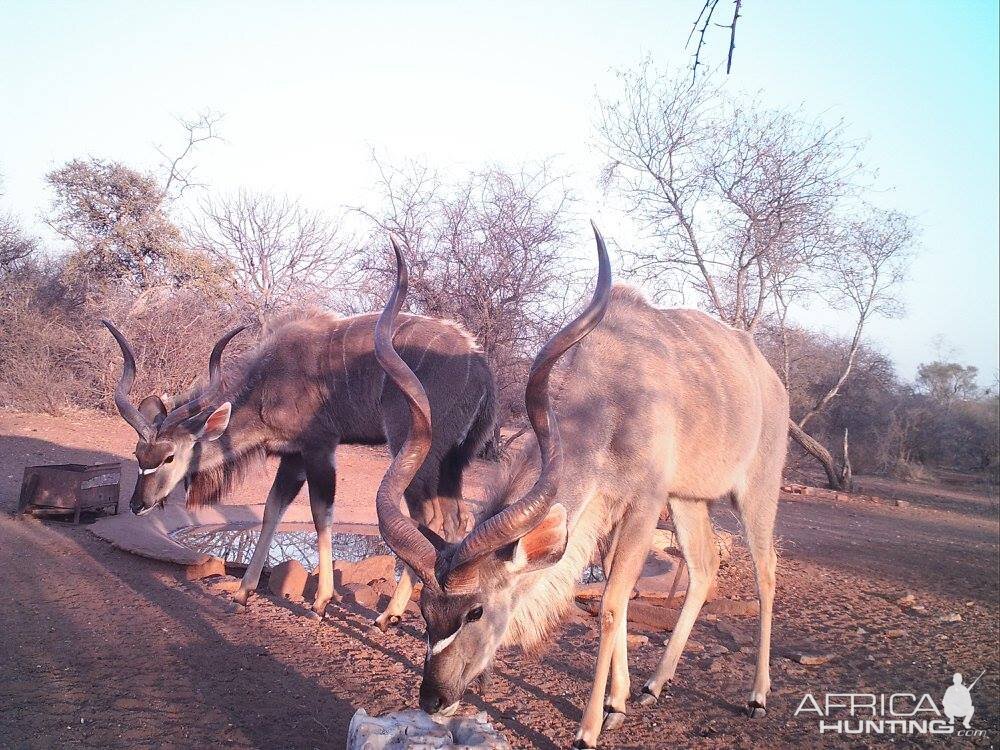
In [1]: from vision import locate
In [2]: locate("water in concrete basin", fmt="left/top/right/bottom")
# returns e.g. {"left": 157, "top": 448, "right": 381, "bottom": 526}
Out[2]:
{"left": 177, "top": 522, "right": 607, "bottom": 583}
{"left": 175, "top": 522, "right": 391, "bottom": 572}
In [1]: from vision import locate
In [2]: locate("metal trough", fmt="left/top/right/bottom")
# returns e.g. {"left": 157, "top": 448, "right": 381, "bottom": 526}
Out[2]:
{"left": 18, "top": 462, "right": 121, "bottom": 524}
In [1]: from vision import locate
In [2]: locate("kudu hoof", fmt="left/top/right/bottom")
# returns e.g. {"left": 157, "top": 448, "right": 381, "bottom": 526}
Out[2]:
{"left": 232, "top": 589, "right": 252, "bottom": 607}
{"left": 312, "top": 600, "right": 330, "bottom": 619}
{"left": 571, "top": 740, "right": 596, "bottom": 749}
{"left": 601, "top": 710, "right": 625, "bottom": 732}
{"left": 374, "top": 614, "right": 401, "bottom": 633}
{"left": 746, "top": 700, "right": 766, "bottom": 719}
{"left": 634, "top": 685, "right": 659, "bottom": 707}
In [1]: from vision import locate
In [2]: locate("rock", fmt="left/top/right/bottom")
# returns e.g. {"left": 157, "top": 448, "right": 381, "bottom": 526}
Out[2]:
{"left": 564, "top": 608, "right": 594, "bottom": 628}
{"left": 575, "top": 581, "right": 605, "bottom": 601}
{"left": 895, "top": 499, "right": 911, "bottom": 508}
{"left": 714, "top": 621, "right": 754, "bottom": 646}
{"left": 205, "top": 575, "right": 241, "bottom": 593}
{"left": 268, "top": 559, "right": 308, "bottom": 600}
{"left": 896, "top": 593, "right": 916, "bottom": 606}
{"left": 627, "top": 602, "right": 680, "bottom": 631}
{"left": 795, "top": 653, "right": 835, "bottom": 666}
{"left": 185, "top": 556, "right": 226, "bottom": 581}
{"left": 683, "top": 640, "right": 705, "bottom": 653}
{"left": 706, "top": 643, "right": 729, "bottom": 657}
{"left": 347, "top": 708, "right": 510, "bottom": 750}
{"left": 707, "top": 658, "right": 726, "bottom": 673}
{"left": 334, "top": 555, "right": 396, "bottom": 588}
{"left": 939, "top": 613, "right": 962, "bottom": 623}
{"left": 909, "top": 605, "right": 931, "bottom": 617}
{"left": 626, "top": 633, "right": 649, "bottom": 648}
{"left": 369, "top": 578, "right": 397, "bottom": 597}
{"left": 703, "top": 598, "right": 759, "bottom": 617}
{"left": 884, "top": 628, "right": 907, "bottom": 638}
{"left": 341, "top": 583, "right": 379, "bottom": 610}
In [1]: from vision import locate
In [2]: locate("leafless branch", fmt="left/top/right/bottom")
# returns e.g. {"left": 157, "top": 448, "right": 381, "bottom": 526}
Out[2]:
{"left": 158, "top": 111, "right": 224, "bottom": 201}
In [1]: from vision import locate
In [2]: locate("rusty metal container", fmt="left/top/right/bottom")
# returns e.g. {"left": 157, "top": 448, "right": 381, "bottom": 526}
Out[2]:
{"left": 17, "top": 462, "right": 121, "bottom": 523}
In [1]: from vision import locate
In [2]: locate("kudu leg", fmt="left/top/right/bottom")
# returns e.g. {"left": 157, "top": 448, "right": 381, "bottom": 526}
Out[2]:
{"left": 574, "top": 509, "right": 657, "bottom": 749}
{"left": 375, "top": 564, "right": 415, "bottom": 632}
{"left": 599, "top": 526, "right": 629, "bottom": 725}
{"left": 375, "top": 468, "right": 440, "bottom": 631}
{"left": 436, "top": 444, "right": 472, "bottom": 538}
{"left": 234, "top": 455, "right": 305, "bottom": 606}
{"left": 305, "top": 453, "right": 337, "bottom": 618}
{"left": 734, "top": 483, "right": 779, "bottom": 717}
{"left": 638, "top": 498, "right": 719, "bottom": 706}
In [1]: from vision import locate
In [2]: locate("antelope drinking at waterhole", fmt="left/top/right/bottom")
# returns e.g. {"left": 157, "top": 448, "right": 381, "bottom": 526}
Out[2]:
{"left": 103, "top": 307, "right": 495, "bottom": 625}
{"left": 372, "top": 225, "right": 788, "bottom": 748}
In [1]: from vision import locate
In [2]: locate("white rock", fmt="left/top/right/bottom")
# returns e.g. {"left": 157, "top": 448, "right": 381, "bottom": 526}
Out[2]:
{"left": 347, "top": 709, "right": 511, "bottom": 750}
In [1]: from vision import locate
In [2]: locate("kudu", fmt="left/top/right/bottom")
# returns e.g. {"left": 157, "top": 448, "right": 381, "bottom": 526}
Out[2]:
{"left": 103, "top": 305, "right": 495, "bottom": 624}
{"left": 373, "top": 224, "right": 789, "bottom": 748}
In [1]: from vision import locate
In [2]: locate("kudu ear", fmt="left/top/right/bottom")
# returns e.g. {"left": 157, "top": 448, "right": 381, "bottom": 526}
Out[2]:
{"left": 138, "top": 395, "right": 168, "bottom": 428}
{"left": 419, "top": 525, "right": 450, "bottom": 552}
{"left": 507, "top": 503, "right": 568, "bottom": 575}
{"left": 195, "top": 402, "right": 232, "bottom": 442}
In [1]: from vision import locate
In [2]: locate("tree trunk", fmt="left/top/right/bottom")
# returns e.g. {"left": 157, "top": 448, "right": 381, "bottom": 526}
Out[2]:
{"left": 840, "top": 427, "right": 853, "bottom": 492}
{"left": 788, "top": 419, "right": 846, "bottom": 490}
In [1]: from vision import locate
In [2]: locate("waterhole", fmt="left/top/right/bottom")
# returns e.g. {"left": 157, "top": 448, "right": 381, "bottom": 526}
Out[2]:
{"left": 175, "top": 522, "right": 611, "bottom": 583}
{"left": 174, "top": 522, "right": 392, "bottom": 572}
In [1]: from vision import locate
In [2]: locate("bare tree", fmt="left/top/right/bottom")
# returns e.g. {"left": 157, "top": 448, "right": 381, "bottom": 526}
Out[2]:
{"left": 353, "top": 155, "right": 578, "bottom": 450}
{"left": 0, "top": 215, "right": 34, "bottom": 272}
{"left": 598, "top": 63, "right": 858, "bottom": 331}
{"left": 0, "top": 172, "right": 35, "bottom": 272}
{"left": 689, "top": 0, "right": 743, "bottom": 81}
{"left": 157, "top": 111, "right": 224, "bottom": 201}
{"left": 191, "top": 191, "right": 350, "bottom": 320}
{"left": 0, "top": 188, "right": 35, "bottom": 274}
{"left": 597, "top": 64, "right": 915, "bottom": 489}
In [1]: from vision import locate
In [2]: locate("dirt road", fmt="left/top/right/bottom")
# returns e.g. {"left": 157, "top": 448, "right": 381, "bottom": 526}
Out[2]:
{"left": 1, "top": 412, "right": 997, "bottom": 748}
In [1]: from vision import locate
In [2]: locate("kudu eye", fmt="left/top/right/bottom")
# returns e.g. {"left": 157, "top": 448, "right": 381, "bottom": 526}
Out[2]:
{"left": 163, "top": 454, "right": 175, "bottom": 465}
{"left": 466, "top": 605, "right": 484, "bottom": 623}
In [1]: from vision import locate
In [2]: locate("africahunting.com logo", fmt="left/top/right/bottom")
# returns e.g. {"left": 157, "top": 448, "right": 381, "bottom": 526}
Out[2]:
{"left": 795, "top": 671, "right": 988, "bottom": 737}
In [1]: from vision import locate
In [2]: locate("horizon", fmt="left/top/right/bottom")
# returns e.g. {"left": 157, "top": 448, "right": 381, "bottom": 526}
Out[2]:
{"left": 1, "top": 0, "right": 997, "bottom": 385}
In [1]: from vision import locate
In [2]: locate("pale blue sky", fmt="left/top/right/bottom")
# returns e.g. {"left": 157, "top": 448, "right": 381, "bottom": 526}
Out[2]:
{"left": 1, "top": 1, "right": 997, "bottom": 383}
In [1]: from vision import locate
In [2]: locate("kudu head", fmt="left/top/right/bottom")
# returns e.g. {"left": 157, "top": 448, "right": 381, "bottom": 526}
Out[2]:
{"left": 373, "top": 224, "right": 612, "bottom": 716}
{"left": 102, "top": 321, "right": 248, "bottom": 516}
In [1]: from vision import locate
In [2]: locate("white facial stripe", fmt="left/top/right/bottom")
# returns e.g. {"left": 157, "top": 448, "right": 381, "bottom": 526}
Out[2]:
{"left": 139, "top": 467, "right": 158, "bottom": 476}
{"left": 430, "top": 628, "right": 460, "bottom": 656}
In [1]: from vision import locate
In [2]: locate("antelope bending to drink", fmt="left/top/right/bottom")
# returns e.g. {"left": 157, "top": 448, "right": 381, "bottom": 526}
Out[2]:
{"left": 372, "top": 225, "right": 789, "bottom": 748}
{"left": 103, "top": 308, "right": 495, "bottom": 624}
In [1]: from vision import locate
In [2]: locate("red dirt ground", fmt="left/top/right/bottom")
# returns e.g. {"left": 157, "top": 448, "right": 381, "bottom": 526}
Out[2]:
{"left": 1, "top": 411, "right": 998, "bottom": 749}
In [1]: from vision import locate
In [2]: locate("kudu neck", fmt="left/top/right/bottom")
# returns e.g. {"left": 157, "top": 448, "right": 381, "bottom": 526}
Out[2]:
{"left": 185, "top": 391, "right": 266, "bottom": 479}
{"left": 503, "top": 482, "right": 607, "bottom": 651}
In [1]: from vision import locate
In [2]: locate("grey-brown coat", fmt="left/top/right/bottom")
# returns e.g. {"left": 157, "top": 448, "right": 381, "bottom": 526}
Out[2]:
{"left": 372, "top": 226, "right": 788, "bottom": 749}
{"left": 105, "top": 308, "right": 495, "bottom": 621}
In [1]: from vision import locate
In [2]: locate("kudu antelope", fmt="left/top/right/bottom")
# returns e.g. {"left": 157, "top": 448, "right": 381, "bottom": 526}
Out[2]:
{"left": 103, "top": 306, "right": 495, "bottom": 624}
{"left": 373, "top": 225, "right": 789, "bottom": 748}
